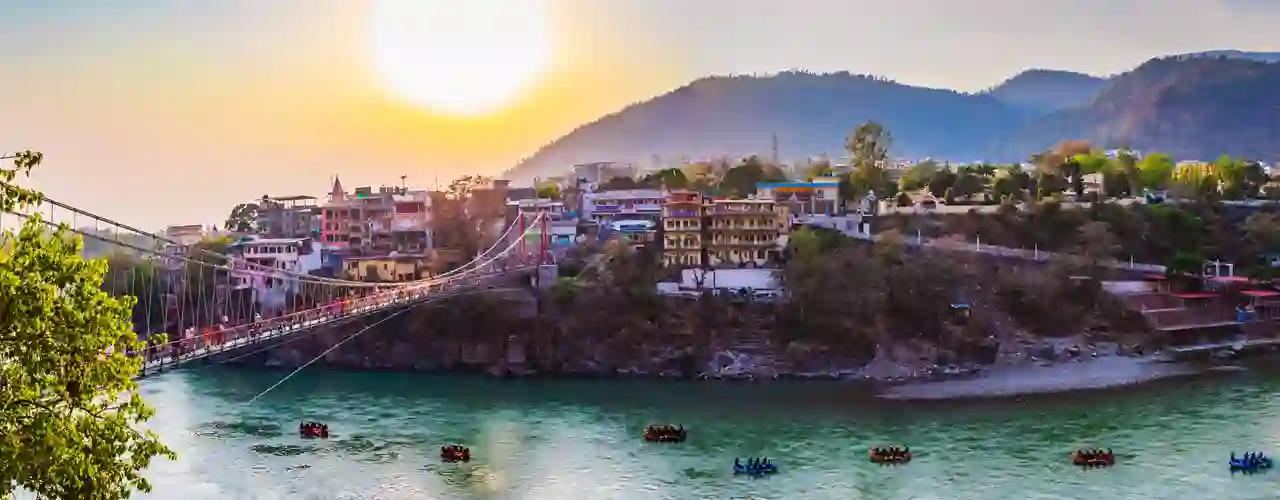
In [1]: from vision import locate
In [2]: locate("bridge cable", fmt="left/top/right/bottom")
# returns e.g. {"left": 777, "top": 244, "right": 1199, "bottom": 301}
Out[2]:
{"left": 246, "top": 307, "right": 410, "bottom": 405}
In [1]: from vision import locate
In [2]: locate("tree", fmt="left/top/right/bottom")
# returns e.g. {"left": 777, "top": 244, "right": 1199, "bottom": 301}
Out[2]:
{"left": 803, "top": 160, "right": 833, "bottom": 180}
{"left": 597, "top": 176, "right": 639, "bottom": 191}
{"left": 952, "top": 168, "right": 987, "bottom": 202}
{"left": 846, "top": 121, "right": 892, "bottom": 168}
{"left": 1, "top": 152, "right": 174, "bottom": 499}
{"left": 1171, "top": 162, "right": 1219, "bottom": 201}
{"left": 103, "top": 252, "right": 167, "bottom": 334}
{"left": 1077, "top": 220, "right": 1118, "bottom": 270}
{"left": 1035, "top": 171, "right": 1067, "bottom": 199}
{"left": 1216, "top": 155, "right": 1266, "bottom": 200}
{"left": 899, "top": 160, "right": 939, "bottom": 191}
{"left": 1242, "top": 212, "right": 1280, "bottom": 268}
{"left": 223, "top": 202, "right": 259, "bottom": 233}
{"left": 1116, "top": 152, "right": 1142, "bottom": 196}
{"left": 535, "top": 185, "right": 561, "bottom": 200}
{"left": 1166, "top": 250, "right": 1204, "bottom": 280}
{"left": 1073, "top": 151, "right": 1110, "bottom": 176}
{"left": 846, "top": 121, "right": 892, "bottom": 197}
{"left": 654, "top": 168, "right": 689, "bottom": 190}
{"left": 1137, "top": 153, "right": 1174, "bottom": 191}
{"left": 992, "top": 166, "right": 1031, "bottom": 202}
{"left": 719, "top": 156, "right": 771, "bottom": 198}
{"left": 1032, "top": 142, "right": 1089, "bottom": 198}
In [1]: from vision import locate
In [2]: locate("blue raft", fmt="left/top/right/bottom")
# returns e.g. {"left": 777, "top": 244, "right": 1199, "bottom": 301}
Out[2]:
{"left": 733, "top": 459, "right": 778, "bottom": 476}
{"left": 1229, "top": 454, "right": 1272, "bottom": 471}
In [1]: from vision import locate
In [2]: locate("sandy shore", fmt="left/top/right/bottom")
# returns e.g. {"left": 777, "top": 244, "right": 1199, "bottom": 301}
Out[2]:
{"left": 878, "top": 355, "right": 1202, "bottom": 400}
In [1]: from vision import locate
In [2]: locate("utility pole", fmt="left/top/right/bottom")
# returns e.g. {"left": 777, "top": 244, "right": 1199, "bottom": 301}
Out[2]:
{"left": 771, "top": 133, "right": 779, "bottom": 165}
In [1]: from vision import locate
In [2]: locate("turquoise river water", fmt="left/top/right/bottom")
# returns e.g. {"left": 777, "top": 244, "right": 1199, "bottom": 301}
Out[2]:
{"left": 135, "top": 366, "right": 1280, "bottom": 499}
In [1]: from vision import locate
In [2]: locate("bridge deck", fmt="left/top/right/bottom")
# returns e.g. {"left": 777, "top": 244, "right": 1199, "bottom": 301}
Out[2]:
{"left": 137, "top": 270, "right": 532, "bottom": 376}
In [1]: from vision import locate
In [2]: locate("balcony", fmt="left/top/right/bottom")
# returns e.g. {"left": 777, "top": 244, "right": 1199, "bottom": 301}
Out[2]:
{"left": 664, "top": 210, "right": 700, "bottom": 218}
{"left": 712, "top": 222, "right": 776, "bottom": 230}
{"left": 664, "top": 221, "right": 702, "bottom": 231}
{"left": 711, "top": 236, "right": 776, "bottom": 247}
{"left": 712, "top": 205, "right": 772, "bottom": 214}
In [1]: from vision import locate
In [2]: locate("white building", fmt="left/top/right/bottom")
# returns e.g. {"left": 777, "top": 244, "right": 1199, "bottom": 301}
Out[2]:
{"left": 390, "top": 189, "right": 433, "bottom": 253}
{"left": 230, "top": 237, "right": 323, "bottom": 312}
{"left": 755, "top": 177, "right": 841, "bottom": 216}
{"left": 582, "top": 189, "right": 664, "bottom": 224}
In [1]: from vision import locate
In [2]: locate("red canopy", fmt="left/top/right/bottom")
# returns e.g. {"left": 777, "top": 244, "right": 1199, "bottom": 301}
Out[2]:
{"left": 1171, "top": 292, "right": 1218, "bottom": 300}
{"left": 1241, "top": 290, "right": 1280, "bottom": 298}
{"left": 1143, "top": 274, "right": 1168, "bottom": 281}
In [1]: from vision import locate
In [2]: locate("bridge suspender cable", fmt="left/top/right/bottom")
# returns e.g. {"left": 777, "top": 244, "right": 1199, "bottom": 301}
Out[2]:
{"left": 246, "top": 307, "right": 411, "bottom": 405}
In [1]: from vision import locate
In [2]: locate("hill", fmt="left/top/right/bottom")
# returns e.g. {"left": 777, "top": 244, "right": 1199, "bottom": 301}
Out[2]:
{"left": 506, "top": 72, "right": 1023, "bottom": 183}
{"left": 982, "top": 69, "right": 1108, "bottom": 115}
{"left": 505, "top": 54, "right": 1280, "bottom": 183}
{"left": 997, "top": 57, "right": 1280, "bottom": 161}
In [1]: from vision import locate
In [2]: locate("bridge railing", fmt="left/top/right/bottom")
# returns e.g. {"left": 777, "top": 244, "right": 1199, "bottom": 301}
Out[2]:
{"left": 135, "top": 263, "right": 538, "bottom": 374}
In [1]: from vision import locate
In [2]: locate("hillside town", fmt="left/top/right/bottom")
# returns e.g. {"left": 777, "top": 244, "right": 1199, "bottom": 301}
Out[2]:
{"left": 156, "top": 129, "right": 1278, "bottom": 309}
{"left": 108, "top": 123, "right": 1280, "bottom": 384}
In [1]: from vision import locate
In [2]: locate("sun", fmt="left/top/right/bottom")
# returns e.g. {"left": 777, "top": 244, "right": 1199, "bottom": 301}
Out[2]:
{"left": 371, "top": 0, "right": 552, "bottom": 116}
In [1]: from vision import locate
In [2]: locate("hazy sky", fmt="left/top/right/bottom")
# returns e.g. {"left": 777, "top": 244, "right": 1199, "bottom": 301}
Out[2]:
{"left": 2, "top": 0, "right": 1278, "bottom": 228}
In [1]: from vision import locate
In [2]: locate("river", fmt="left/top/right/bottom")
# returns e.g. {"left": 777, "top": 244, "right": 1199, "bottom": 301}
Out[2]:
{"left": 137, "top": 366, "right": 1280, "bottom": 499}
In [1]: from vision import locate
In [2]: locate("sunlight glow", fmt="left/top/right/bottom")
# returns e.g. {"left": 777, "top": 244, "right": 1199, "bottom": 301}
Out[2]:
{"left": 371, "top": 0, "right": 552, "bottom": 116}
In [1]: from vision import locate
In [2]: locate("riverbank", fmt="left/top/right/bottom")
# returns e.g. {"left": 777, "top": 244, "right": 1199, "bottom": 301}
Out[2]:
{"left": 231, "top": 286, "right": 1215, "bottom": 400}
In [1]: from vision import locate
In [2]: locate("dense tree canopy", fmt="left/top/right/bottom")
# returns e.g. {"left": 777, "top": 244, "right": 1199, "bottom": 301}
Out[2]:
{"left": 2, "top": 152, "right": 173, "bottom": 499}
{"left": 1137, "top": 153, "right": 1175, "bottom": 191}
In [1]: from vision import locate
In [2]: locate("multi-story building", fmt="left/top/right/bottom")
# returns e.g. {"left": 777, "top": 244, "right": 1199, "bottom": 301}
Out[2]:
{"left": 229, "top": 237, "right": 323, "bottom": 312}
{"left": 391, "top": 189, "right": 432, "bottom": 253}
{"left": 583, "top": 189, "right": 664, "bottom": 225}
{"left": 708, "top": 199, "right": 780, "bottom": 268}
{"left": 662, "top": 191, "right": 705, "bottom": 267}
{"left": 320, "top": 177, "right": 356, "bottom": 251}
{"left": 609, "top": 219, "right": 657, "bottom": 248}
{"left": 256, "top": 195, "right": 320, "bottom": 238}
{"left": 755, "top": 177, "right": 841, "bottom": 217}
{"left": 319, "top": 177, "right": 432, "bottom": 257}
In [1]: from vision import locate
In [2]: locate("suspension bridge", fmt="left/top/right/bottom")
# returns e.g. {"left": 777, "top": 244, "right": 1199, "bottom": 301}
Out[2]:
{"left": 1, "top": 196, "right": 555, "bottom": 377}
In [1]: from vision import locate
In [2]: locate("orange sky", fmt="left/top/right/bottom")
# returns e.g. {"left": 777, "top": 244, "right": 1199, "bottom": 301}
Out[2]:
{"left": 2, "top": 2, "right": 685, "bottom": 228}
{"left": 2, "top": 1, "right": 1277, "bottom": 228}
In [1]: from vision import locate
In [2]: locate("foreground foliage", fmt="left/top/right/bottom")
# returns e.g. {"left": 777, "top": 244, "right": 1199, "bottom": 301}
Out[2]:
{"left": 1, "top": 152, "right": 173, "bottom": 499}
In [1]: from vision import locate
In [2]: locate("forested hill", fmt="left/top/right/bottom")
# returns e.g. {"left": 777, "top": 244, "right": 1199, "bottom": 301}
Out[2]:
{"left": 505, "top": 54, "right": 1280, "bottom": 183}
{"left": 506, "top": 72, "right": 1023, "bottom": 182}
{"left": 997, "top": 56, "right": 1280, "bottom": 161}
{"left": 982, "top": 69, "right": 1108, "bottom": 115}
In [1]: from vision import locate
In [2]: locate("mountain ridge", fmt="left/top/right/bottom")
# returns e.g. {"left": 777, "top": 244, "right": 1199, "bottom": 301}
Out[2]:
{"left": 505, "top": 51, "right": 1280, "bottom": 183}
{"left": 981, "top": 69, "right": 1109, "bottom": 115}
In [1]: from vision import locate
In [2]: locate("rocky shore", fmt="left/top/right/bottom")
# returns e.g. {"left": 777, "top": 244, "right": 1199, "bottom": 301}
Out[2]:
{"left": 220, "top": 287, "right": 1208, "bottom": 399}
